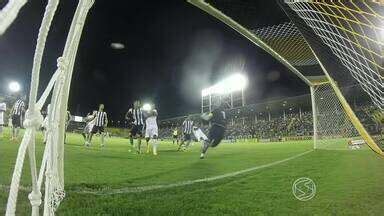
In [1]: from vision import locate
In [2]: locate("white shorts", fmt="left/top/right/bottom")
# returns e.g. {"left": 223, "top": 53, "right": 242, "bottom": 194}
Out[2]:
{"left": 193, "top": 128, "right": 208, "bottom": 141}
{"left": 145, "top": 126, "right": 158, "bottom": 138}
{"left": 0, "top": 113, "right": 4, "bottom": 125}
{"left": 84, "top": 122, "right": 95, "bottom": 133}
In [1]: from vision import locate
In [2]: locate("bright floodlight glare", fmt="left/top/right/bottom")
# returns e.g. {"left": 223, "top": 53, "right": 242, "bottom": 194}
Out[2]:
{"left": 9, "top": 81, "right": 21, "bottom": 92}
{"left": 142, "top": 103, "right": 152, "bottom": 111}
{"left": 202, "top": 73, "right": 248, "bottom": 96}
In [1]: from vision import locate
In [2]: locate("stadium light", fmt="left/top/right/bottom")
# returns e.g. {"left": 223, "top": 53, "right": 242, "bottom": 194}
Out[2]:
{"left": 8, "top": 81, "right": 21, "bottom": 92}
{"left": 202, "top": 73, "right": 248, "bottom": 96}
{"left": 142, "top": 103, "right": 152, "bottom": 111}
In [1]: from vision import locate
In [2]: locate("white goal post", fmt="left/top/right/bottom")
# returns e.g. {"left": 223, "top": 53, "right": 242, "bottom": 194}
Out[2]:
{"left": 0, "top": 0, "right": 28, "bottom": 35}
{"left": 310, "top": 82, "right": 360, "bottom": 150}
{"left": 4, "top": 0, "right": 94, "bottom": 215}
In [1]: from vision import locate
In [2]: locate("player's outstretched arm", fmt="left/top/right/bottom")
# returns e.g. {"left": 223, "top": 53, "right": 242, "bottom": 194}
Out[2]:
{"left": 201, "top": 112, "right": 213, "bottom": 121}
{"left": 105, "top": 113, "right": 109, "bottom": 127}
{"left": 125, "top": 109, "right": 131, "bottom": 120}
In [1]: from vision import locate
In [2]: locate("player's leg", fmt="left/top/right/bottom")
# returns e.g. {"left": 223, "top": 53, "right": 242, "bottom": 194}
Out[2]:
{"left": 152, "top": 135, "right": 158, "bottom": 155}
{"left": 178, "top": 135, "right": 185, "bottom": 151}
{"left": 11, "top": 115, "right": 16, "bottom": 140}
{"left": 184, "top": 134, "right": 192, "bottom": 151}
{"left": 200, "top": 126, "right": 217, "bottom": 159}
{"left": 129, "top": 126, "right": 137, "bottom": 152}
{"left": 88, "top": 133, "right": 94, "bottom": 145}
{"left": 100, "top": 128, "right": 106, "bottom": 147}
{"left": 145, "top": 127, "right": 151, "bottom": 153}
{"left": 13, "top": 115, "right": 21, "bottom": 140}
{"left": 151, "top": 127, "right": 159, "bottom": 155}
{"left": 145, "top": 137, "right": 150, "bottom": 153}
{"left": 137, "top": 136, "right": 142, "bottom": 154}
{"left": 88, "top": 126, "right": 97, "bottom": 146}
{"left": 200, "top": 126, "right": 225, "bottom": 159}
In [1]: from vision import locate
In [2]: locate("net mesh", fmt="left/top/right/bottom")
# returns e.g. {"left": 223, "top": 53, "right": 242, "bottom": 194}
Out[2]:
{"left": 312, "top": 83, "right": 360, "bottom": 150}
{"left": 285, "top": 0, "right": 384, "bottom": 111}
{"left": 189, "top": 0, "right": 383, "bottom": 153}
{"left": 252, "top": 22, "right": 318, "bottom": 66}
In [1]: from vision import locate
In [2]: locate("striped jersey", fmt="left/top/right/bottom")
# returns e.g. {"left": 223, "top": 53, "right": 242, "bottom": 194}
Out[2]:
{"left": 12, "top": 99, "right": 25, "bottom": 115}
{"left": 94, "top": 111, "right": 107, "bottom": 127}
{"left": 182, "top": 120, "right": 194, "bottom": 134}
{"left": 129, "top": 108, "right": 144, "bottom": 125}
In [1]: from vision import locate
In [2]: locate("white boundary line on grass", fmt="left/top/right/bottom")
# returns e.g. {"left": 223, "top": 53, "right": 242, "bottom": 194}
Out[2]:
{"left": 77, "top": 149, "right": 314, "bottom": 195}
{"left": 0, "top": 150, "right": 313, "bottom": 196}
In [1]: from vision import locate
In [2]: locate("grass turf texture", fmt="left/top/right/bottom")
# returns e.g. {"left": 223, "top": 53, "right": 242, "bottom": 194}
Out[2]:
{"left": 1, "top": 127, "right": 384, "bottom": 215}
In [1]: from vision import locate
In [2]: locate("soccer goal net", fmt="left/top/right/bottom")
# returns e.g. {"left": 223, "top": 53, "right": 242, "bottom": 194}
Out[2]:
{"left": 188, "top": 0, "right": 383, "bottom": 155}
{"left": 311, "top": 83, "right": 360, "bottom": 150}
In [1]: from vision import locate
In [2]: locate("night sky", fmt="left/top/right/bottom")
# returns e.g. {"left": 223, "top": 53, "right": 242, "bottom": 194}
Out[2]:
{"left": 0, "top": 0, "right": 308, "bottom": 123}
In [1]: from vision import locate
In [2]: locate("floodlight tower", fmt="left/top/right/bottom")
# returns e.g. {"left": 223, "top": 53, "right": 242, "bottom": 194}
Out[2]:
{"left": 201, "top": 73, "right": 247, "bottom": 113}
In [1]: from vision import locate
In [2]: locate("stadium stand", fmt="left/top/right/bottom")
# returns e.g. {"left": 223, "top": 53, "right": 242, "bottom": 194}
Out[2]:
{"left": 159, "top": 94, "right": 381, "bottom": 142}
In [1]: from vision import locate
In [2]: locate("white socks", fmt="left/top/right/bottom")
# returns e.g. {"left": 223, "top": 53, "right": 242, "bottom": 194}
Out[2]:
{"left": 151, "top": 139, "right": 158, "bottom": 155}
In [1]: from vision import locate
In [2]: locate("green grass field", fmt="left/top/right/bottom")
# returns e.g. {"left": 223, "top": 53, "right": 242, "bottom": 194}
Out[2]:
{"left": 1, "top": 127, "right": 384, "bottom": 215}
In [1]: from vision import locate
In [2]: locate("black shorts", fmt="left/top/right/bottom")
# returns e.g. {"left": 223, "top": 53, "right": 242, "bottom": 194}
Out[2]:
{"left": 12, "top": 114, "right": 22, "bottom": 128}
{"left": 173, "top": 135, "right": 178, "bottom": 139}
{"left": 183, "top": 133, "right": 192, "bottom": 141}
{"left": 208, "top": 125, "right": 226, "bottom": 147}
{"left": 131, "top": 124, "right": 144, "bottom": 137}
{"left": 91, "top": 126, "right": 104, "bottom": 134}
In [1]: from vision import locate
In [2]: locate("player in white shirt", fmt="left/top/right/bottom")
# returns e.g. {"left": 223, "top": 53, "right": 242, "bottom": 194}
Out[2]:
{"left": 82, "top": 112, "right": 96, "bottom": 146}
{"left": 193, "top": 126, "right": 208, "bottom": 142}
{"left": 0, "top": 102, "right": 6, "bottom": 136}
{"left": 144, "top": 104, "right": 159, "bottom": 155}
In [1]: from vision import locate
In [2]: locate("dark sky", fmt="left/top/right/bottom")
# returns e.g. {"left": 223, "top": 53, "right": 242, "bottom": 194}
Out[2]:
{"left": 0, "top": 0, "right": 308, "bottom": 122}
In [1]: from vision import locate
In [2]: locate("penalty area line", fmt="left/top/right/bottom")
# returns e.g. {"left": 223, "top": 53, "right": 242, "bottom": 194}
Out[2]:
{"left": 0, "top": 150, "right": 313, "bottom": 196}
{"left": 75, "top": 149, "right": 314, "bottom": 195}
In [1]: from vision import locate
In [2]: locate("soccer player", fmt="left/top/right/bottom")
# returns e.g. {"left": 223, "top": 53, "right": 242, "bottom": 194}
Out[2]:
{"left": 83, "top": 112, "right": 96, "bottom": 146}
{"left": 88, "top": 104, "right": 108, "bottom": 147}
{"left": 126, "top": 100, "right": 145, "bottom": 153}
{"left": 0, "top": 102, "right": 6, "bottom": 137}
{"left": 200, "top": 102, "right": 227, "bottom": 159}
{"left": 144, "top": 105, "right": 159, "bottom": 155}
{"left": 64, "top": 110, "right": 71, "bottom": 144}
{"left": 10, "top": 95, "right": 26, "bottom": 140}
{"left": 172, "top": 127, "right": 179, "bottom": 145}
{"left": 42, "top": 104, "right": 51, "bottom": 144}
{"left": 193, "top": 126, "right": 208, "bottom": 142}
{"left": 178, "top": 116, "right": 194, "bottom": 151}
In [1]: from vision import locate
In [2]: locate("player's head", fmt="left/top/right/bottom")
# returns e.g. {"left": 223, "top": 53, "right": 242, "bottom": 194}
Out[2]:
{"left": 212, "top": 99, "right": 223, "bottom": 109}
{"left": 134, "top": 100, "right": 141, "bottom": 108}
{"left": 99, "top": 104, "right": 104, "bottom": 111}
{"left": 16, "top": 94, "right": 25, "bottom": 100}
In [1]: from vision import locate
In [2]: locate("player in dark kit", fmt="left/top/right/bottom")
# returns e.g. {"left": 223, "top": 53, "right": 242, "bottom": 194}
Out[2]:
{"left": 200, "top": 102, "right": 227, "bottom": 159}
{"left": 126, "top": 100, "right": 145, "bottom": 153}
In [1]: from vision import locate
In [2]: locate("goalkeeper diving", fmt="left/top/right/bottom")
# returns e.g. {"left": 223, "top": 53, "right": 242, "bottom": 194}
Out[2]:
{"left": 200, "top": 101, "right": 227, "bottom": 159}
